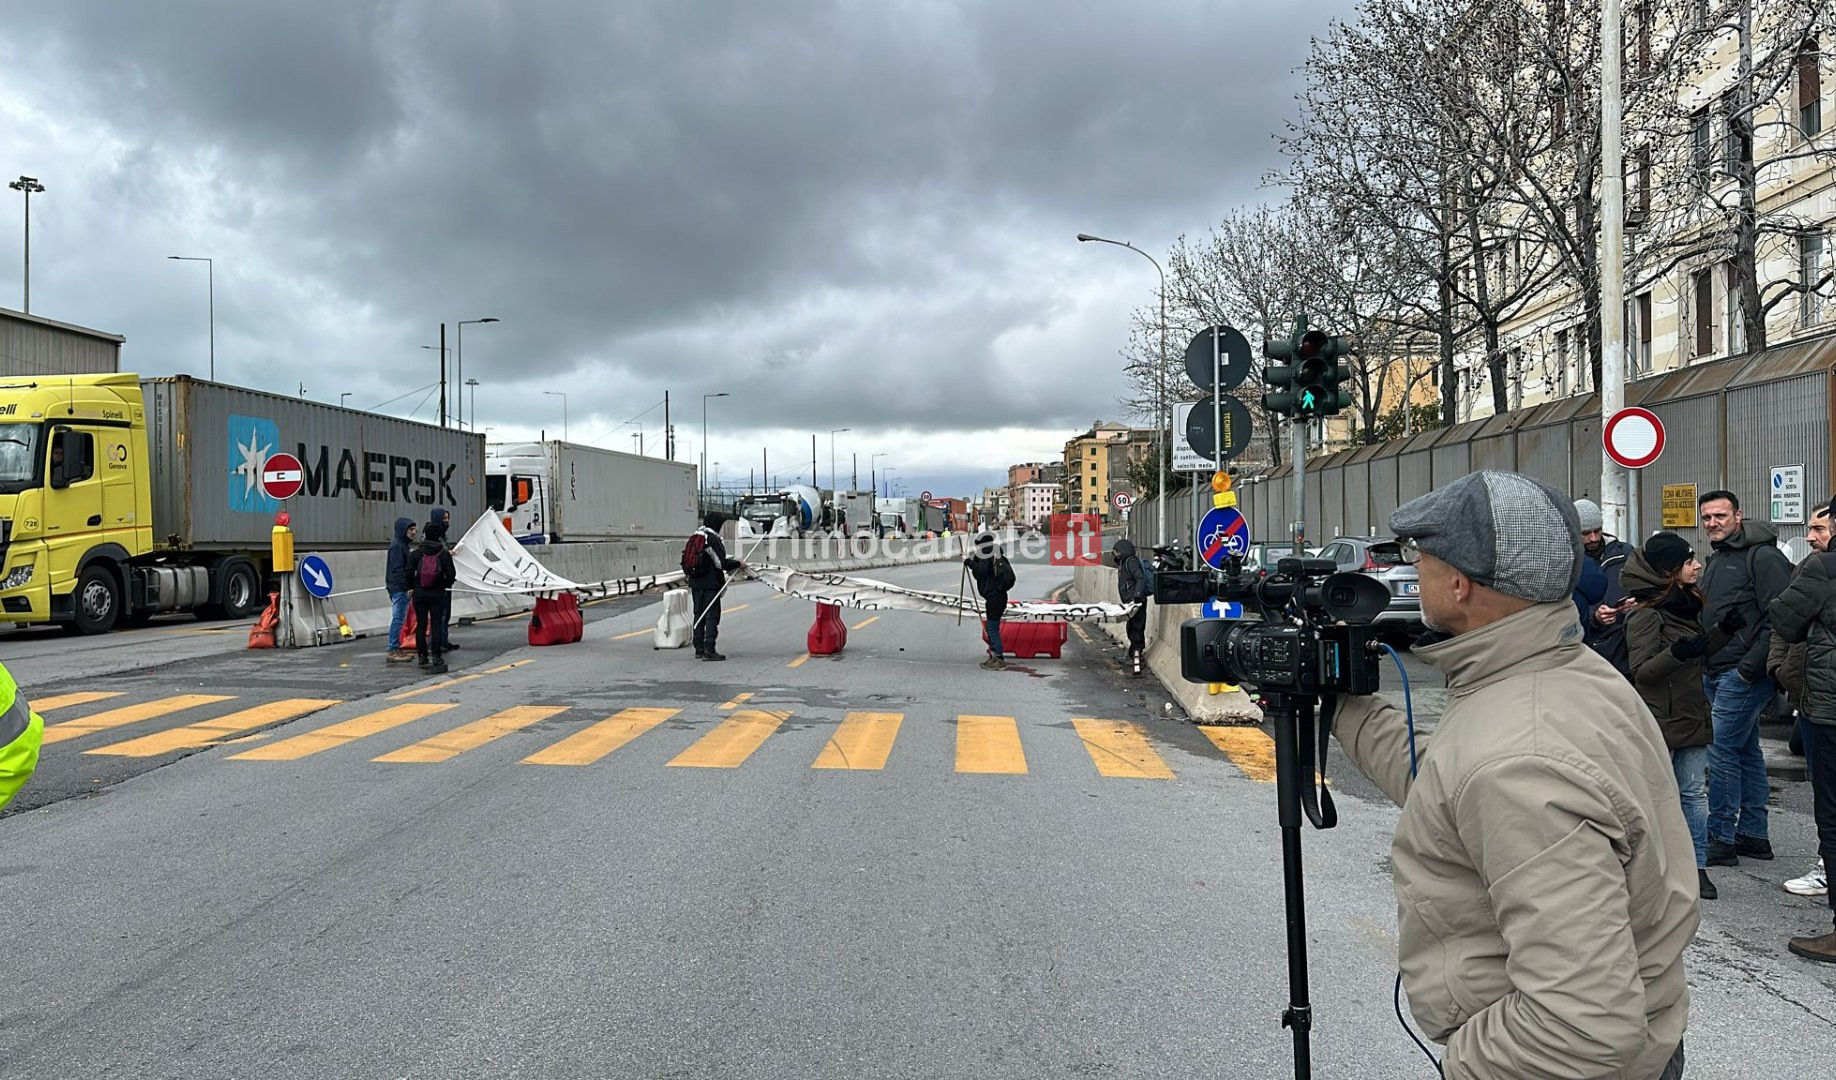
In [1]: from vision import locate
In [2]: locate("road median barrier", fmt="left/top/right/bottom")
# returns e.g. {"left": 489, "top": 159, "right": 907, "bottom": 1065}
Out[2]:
{"left": 1070, "top": 565, "right": 1260, "bottom": 724}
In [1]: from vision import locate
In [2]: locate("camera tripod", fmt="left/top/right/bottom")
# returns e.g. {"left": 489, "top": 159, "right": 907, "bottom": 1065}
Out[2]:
{"left": 1260, "top": 689, "right": 1338, "bottom": 1080}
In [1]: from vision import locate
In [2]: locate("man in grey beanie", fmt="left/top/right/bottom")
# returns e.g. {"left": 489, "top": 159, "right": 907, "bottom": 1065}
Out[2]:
{"left": 1574, "top": 497, "right": 1636, "bottom": 677}
{"left": 1332, "top": 471, "right": 1698, "bottom": 1079}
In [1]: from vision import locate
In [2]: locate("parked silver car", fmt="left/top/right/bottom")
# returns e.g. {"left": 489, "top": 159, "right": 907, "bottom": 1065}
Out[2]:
{"left": 1317, "top": 536, "right": 1422, "bottom": 633}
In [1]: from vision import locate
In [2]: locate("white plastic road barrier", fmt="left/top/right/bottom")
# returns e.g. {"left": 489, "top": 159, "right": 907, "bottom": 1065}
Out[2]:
{"left": 654, "top": 589, "right": 692, "bottom": 649}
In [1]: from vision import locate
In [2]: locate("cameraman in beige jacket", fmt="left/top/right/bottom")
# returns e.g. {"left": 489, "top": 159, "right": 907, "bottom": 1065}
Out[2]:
{"left": 1333, "top": 472, "right": 1699, "bottom": 1080}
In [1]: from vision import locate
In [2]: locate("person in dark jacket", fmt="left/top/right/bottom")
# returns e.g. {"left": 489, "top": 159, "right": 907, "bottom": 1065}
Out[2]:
{"left": 1769, "top": 496, "right": 1836, "bottom": 962}
{"left": 384, "top": 517, "right": 417, "bottom": 662}
{"left": 1572, "top": 551, "right": 1607, "bottom": 631}
{"left": 1771, "top": 499, "right": 1833, "bottom": 900}
{"left": 1113, "top": 538, "right": 1149, "bottom": 676}
{"left": 686, "top": 512, "right": 743, "bottom": 661}
{"left": 427, "top": 507, "right": 460, "bottom": 650}
{"left": 1575, "top": 498, "right": 1636, "bottom": 676}
{"left": 965, "top": 532, "right": 1015, "bottom": 671}
{"left": 410, "top": 521, "right": 457, "bottom": 673}
{"left": 1697, "top": 489, "right": 1795, "bottom": 866}
{"left": 1624, "top": 532, "right": 1737, "bottom": 900}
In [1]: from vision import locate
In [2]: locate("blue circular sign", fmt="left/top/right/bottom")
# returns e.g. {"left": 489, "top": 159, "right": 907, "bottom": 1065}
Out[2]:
{"left": 1197, "top": 507, "right": 1250, "bottom": 570}
{"left": 297, "top": 553, "right": 335, "bottom": 599}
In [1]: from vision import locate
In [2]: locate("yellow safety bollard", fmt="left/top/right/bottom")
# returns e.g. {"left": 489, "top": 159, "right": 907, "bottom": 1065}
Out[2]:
{"left": 271, "top": 512, "right": 295, "bottom": 569}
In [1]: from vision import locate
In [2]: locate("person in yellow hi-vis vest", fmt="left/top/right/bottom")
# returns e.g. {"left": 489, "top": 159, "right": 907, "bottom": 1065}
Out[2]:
{"left": 0, "top": 663, "right": 43, "bottom": 810}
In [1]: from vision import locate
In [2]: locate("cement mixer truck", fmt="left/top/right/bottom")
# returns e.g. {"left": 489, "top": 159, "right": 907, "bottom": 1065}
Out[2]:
{"left": 735, "top": 485, "right": 823, "bottom": 537}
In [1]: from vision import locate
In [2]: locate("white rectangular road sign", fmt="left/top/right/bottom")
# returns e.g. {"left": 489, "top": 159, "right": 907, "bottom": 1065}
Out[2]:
{"left": 1172, "top": 402, "right": 1213, "bottom": 472}
{"left": 1771, "top": 464, "right": 1807, "bottom": 524}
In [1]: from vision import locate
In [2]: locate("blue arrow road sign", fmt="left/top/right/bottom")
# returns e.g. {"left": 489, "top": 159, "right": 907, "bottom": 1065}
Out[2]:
{"left": 1198, "top": 507, "right": 1250, "bottom": 570}
{"left": 1201, "top": 598, "right": 1245, "bottom": 619}
{"left": 298, "top": 554, "right": 335, "bottom": 599}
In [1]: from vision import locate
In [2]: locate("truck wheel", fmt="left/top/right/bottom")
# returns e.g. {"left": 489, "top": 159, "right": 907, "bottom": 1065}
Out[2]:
{"left": 219, "top": 560, "right": 262, "bottom": 619}
{"left": 72, "top": 565, "right": 121, "bottom": 635}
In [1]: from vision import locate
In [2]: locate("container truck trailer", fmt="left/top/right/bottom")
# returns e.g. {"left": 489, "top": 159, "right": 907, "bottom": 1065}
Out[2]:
{"left": 0, "top": 374, "right": 484, "bottom": 633}
{"left": 486, "top": 440, "right": 696, "bottom": 543}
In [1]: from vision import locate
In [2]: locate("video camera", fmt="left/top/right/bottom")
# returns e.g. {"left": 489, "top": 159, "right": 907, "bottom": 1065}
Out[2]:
{"left": 1162, "top": 557, "right": 1388, "bottom": 696}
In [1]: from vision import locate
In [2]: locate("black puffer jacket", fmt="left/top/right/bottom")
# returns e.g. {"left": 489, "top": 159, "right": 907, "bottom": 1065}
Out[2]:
{"left": 1699, "top": 520, "right": 1795, "bottom": 679}
{"left": 1768, "top": 551, "right": 1836, "bottom": 725}
{"left": 1622, "top": 549, "right": 1728, "bottom": 750}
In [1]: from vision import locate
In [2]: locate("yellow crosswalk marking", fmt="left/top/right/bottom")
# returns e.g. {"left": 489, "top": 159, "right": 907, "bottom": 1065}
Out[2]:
{"left": 522, "top": 707, "right": 679, "bottom": 765}
{"left": 1072, "top": 718, "right": 1174, "bottom": 779}
{"left": 40, "top": 694, "right": 236, "bottom": 746}
{"left": 718, "top": 692, "right": 753, "bottom": 710}
{"left": 813, "top": 712, "right": 902, "bottom": 770}
{"left": 787, "top": 653, "right": 811, "bottom": 668}
{"left": 229, "top": 703, "right": 456, "bottom": 761}
{"left": 668, "top": 710, "right": 787, "bottom": 768}
{"left": 86, "top": 699, "right": 341, "bottom": 758}
{"left": 850, "top": 616, "right": 879, "bottom": 630}
{"left": 611, "top": 627, "right": 653, "bottom": 641}
{"left": 1200, "top": 725, "right": 1276, "bottom": 783}
{"left": 955, "top": 715, "right": 1027, "bottom": 774}
{"left": 389, "top": 659, "right": 534, "bottom": 700}
{"left": 725, "top": 604, "right": 750, "bottom": 614}
{"left": 373, "top": 705, "right": 570, "bottom": 763}
{"left": 28, "top": 691, "right": 124, "bottom": 712}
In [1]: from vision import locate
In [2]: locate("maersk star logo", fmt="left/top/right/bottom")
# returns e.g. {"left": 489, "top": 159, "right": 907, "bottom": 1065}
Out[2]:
{"left": 228, "top": 414, "right": 282, "bottom": 513}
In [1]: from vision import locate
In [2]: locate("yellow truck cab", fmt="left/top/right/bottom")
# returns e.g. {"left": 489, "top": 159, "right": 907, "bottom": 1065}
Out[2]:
{"left": 0, "top": 375, "right": 159, "bottom": 632}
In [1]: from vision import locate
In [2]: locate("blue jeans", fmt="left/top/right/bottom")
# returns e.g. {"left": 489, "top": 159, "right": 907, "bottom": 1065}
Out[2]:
{"left": 1671, "top": 745, "right": 1708, "bottom": 868}
{"left": 985, "top": 616, "right": 1004, "bottom": 658}
{"left": 1703, "top": 669, "right": 1773, "bottom": 844}
{"left": 388, "top": 590, "right": 409, "bottom": 650}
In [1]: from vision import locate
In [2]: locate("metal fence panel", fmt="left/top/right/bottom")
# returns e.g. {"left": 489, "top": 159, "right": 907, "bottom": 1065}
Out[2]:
{"left": 1727, "top": 373, "right": 1829, "bottom": 553}
{"left": 1399, "top": 448, "right": 1432, "bottom": 507}
{"left": 1322, "top": 466, "right": 1346, "bottom": 540}
{"left": 1371, "top": 456, "right": 1401, "bottom": 529}
{"left": 1516, "top": 424, "right": 1572, "bottom": 494}
{"left": 1572, "top": 415, "right": 1603, "bottom": 500}
{"left": 1635, "top": 394, "right": 1721, "bottom": 550}
{"left": 1472, "top": 434, "right": 1516, "bottom": 473}
{"left": 1344, "top": 461, "right": 1372, "bottom": 537}
{"left": 1432, "top": 440, "right": 1472, "bottom": 489}
{"left": 1306, "top": 465, "right": 1325, "bottom": 541}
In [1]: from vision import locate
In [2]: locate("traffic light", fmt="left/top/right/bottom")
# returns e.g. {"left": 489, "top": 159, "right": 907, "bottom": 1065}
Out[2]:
{"left": 1261, "top": 336, "right": 1300, "bottom": 416}
{"left": 1294, "top": 330, "right": 1353, "bottom": 419}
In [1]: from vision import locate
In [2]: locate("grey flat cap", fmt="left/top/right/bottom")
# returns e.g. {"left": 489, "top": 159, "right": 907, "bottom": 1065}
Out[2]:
{"left": 1391, "top": 471, "right": 1582, "bottom": 603}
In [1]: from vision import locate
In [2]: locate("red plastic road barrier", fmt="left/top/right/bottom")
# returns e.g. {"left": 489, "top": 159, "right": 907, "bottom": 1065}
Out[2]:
{"left": 807, "top": 602, "right": 847, "bottom": 655}
{"left": 399, "top": 603, "right": 419, "bottom": 651}
{"left": 984, "top": 620, "right": 1068, "bottom": 659}
{"left": 528, "top": 593, "right": 584, "bottom": 646}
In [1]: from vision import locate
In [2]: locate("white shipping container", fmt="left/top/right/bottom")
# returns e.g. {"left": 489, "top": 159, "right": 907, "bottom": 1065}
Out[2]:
{"left": 487, "top": 440, "right": 696, "bottom": 542}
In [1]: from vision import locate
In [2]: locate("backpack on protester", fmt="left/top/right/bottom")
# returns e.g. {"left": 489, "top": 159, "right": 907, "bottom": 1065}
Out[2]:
{"left": 417, "top": 551, "right": 443, "bottom": 590}
{"left": 993, "top": 554, "right": 1016, "bottom": 593}
{"left": 681, "top": 532, "right": 709, "bottom": 576}
{"left": 1133, "top": 555, "right": 1157, "bottom": 602}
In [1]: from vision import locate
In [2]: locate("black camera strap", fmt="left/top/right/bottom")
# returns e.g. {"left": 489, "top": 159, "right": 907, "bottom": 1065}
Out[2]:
{"left": 1298, "top": 695, "right": 1338, "bottom": 830}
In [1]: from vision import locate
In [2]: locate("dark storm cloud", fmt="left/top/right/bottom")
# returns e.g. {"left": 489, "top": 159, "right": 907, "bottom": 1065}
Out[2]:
{"left": 0, "top": 0, "right": 1347, "bottom": 484}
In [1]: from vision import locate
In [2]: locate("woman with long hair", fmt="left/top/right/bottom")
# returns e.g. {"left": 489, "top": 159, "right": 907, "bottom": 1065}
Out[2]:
{"left": 1625, "top": 531, "right": 1738, "bottom": 900}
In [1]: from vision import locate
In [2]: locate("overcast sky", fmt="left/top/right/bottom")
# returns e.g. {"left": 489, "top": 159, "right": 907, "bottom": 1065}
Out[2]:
{"left": 0, "top": 0, "right": 1350, "bottom": 501}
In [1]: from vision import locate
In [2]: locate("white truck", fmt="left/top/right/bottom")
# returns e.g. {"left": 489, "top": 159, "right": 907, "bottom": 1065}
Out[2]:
{"left": 486, "top": 440, "right": 696, "bottom": 544}
{"left": 735, "top": 485, "right": 823, "bottom": 538}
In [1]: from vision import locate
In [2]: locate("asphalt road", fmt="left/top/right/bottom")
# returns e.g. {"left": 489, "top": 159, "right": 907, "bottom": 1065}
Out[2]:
{"left": 3, "top": 558, "right": 1833, "bottom": 1078}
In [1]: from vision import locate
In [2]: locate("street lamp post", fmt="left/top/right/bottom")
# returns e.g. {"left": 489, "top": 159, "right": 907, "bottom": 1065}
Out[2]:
{"left": 871, "top": 453, "right": 888, "bottom": 497}
{"left": 633, "top": 426, "right": 643, "bottom": 455}
{"left": 420, "top": 344, "right": 450, "bottom": 422}
{"left": 455, "top": 317, "right": 499, "bottom": 429}
{"left": 465, "top": 379, "right": 479, "bottom": 431}
{"left": 10, "top": 176, "right": 44, "bottom": 314}
{"left": 167, "top": 255, "right": 214, "bottom": 380}
{"left": 544, "top": 391, "right": 568, "bottom": 440}
{"left": 1078, "top": 233, "right": 1168, "bottom": 547}
{"left": 701, "top": 392, "right": 729, "bottom": 500}
{"left": 340, "top": 393, "right": 352, "bottom": 408}
{"left": 830, "top": 427, "right": 851, "bottom": 492}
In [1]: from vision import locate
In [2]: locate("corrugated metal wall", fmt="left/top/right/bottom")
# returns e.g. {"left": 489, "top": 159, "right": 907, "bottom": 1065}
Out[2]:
{"left": 1727, "top": 373, "right": 1828, "bottom": 551}
{"left": 1322, "top": 465, "right": 1346, "bottom": 539}
{"left": 1636, "top": 394, "right": 1721, "bottom": 550}
{"left": 1371, "top": 456, "right": 1401, "bottom": 527}
{"left": 0, "top": 313, "right": 120, "bottom": 377}
{"left": 1345, "top": 462, "right": 1372, "bottom": 537}
{"left": 1516, "top": 424, "right": 1571, "bottom": 494}
{"left": 1472, "top": 434, "right": 1515, "bottom": 472}
{"left": 1572, "top": 415, "right": 1604, "bottom": 500}
{"left": 1432, "top": 438, "right": 1471, "bottom": 488}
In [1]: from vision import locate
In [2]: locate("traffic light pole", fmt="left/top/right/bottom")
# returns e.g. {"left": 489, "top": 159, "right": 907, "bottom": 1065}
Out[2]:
{"left": 1292, "top": 420, "right": 1307, "bottom": 550}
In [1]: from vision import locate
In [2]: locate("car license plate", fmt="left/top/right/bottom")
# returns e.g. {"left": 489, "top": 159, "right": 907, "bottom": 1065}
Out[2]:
{"left": 1403, "top": 582, "right": 1419, "bottom": 595}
